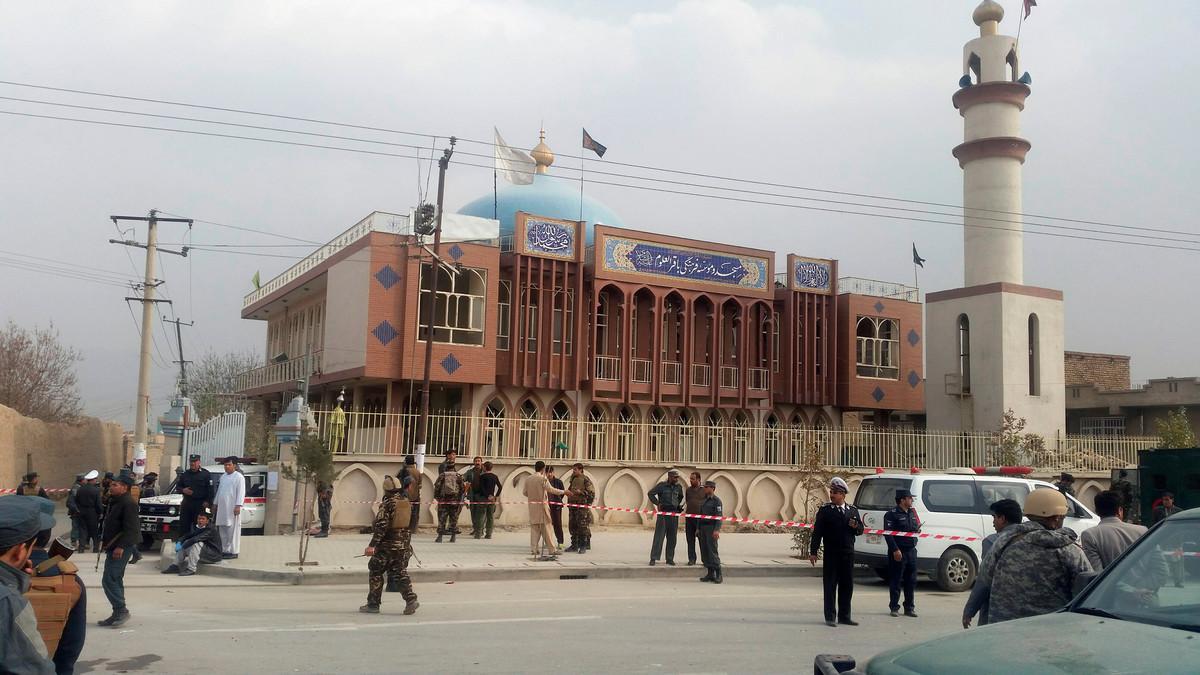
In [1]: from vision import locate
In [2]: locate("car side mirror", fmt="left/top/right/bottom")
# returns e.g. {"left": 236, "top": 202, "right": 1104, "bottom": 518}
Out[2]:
{"left": 1072, "top": 570, "right": 1099, "bottom": 597}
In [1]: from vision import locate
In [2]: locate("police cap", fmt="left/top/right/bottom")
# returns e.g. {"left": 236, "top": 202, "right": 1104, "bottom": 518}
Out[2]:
{"left": 0, "top": 496, "right": 55, "bottom": 548}
{"left": 704, "top": 480, "right": 717, "bottom": 488}
{"left": 895, "top": 488, "right": 915, "bottom": 501}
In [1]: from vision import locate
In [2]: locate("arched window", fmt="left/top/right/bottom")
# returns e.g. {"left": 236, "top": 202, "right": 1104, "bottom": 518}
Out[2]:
{"left": 586, "top": 405, "right": 607, "bottom": 460}
{"left": 497, "top": 280, "right": 511, "bottom": 350}
{"left": 551, "top": 401, "right": 571, "bottom": 457}
{"left": 617, "top": 406, "right": 636, "bottom": 460}
{"left": 732, "top": 411, "right": 750, "bottom": 464}
{"left": 1028, "top": 314, "right": 1041, "bottom": 396}
{"left": 677, "top": 410, "right": 694, "bottom": 463}
{"left": 765, "top": 414, "right": 781, "bottom": 464}
{"left": 518, "top": 399, "right": 539, "bottom": 458}
{"left": 856, "top": 316, "right": 900, "bottom": 379}
{"left": 790, "top": 412, "right": 806, "bottom": 465}
{"left": 484, "top": 399, "right": 506, "bottom": 457}
{"left": 957, "top": 314, "right": 972, "bottom": 395}
{"left": 649, "top": 408, "right": 667, "bottom": 458}
{"left": 706, "top": 410, "right": 724, "bottom": 463}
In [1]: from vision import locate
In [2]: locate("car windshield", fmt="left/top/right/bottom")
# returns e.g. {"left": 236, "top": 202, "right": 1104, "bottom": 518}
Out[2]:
{"left": 856, "top": 478, "right": 912, "bottom": 511}
{"left": 1073, "top": 517, "right": 1200, "bottom": 632}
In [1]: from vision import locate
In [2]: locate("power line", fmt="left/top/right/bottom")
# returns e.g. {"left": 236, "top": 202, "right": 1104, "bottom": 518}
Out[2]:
{"left": 0, "top": 258, "right": 137, "bottom": 289}
{"left": 156, "top": 211, "right": 323, "bottom": 245}
{"left": 6, "top": 108, "right": 1199, "bottom": 253}
{"left": 1, "top": 79, "right": 1188, "bottom": 240}
{"left": 8, "top": 92, "right": 1194, "bottom": 244}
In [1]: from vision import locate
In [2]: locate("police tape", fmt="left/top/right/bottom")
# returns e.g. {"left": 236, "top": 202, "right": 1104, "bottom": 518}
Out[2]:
{"left": 330, "top": 497, "right": 979, "bottom": 541}
{"left": 0, "top": 488, "right": 71, "bottom": 495}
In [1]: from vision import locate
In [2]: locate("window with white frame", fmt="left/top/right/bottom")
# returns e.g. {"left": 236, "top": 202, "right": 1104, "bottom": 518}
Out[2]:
{"left": 856, "top": 316, "right": 899, "bottom": 379}
{"left": 497, "top": 280, "right": 511, "bottom": 351}
{"left": 1080, "top": 416, "right": 1126, "bottom": 436}
{"left": 552, "top": 287, "right": 574, "bottom": 355}
{"left": 522, "top": 284, "right": 540, "bottom": 352}
{"left": 417, "top": 263, "right": 487, "bottom": 346}
{"left": 772, "top": 310, "right": 781, "bottom": 373}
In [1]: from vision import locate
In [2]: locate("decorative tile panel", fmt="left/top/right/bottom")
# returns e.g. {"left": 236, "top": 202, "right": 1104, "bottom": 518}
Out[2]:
{"left": 447, "top": 244, "right": 465, "bottom": 261}
{"left": 791, "top": 258, "right": 832, "bottom": 294}
{"left": 871, "top": 386, "right": 886, "bottom": 403}
{"left": 907, "top": 370, "right": 921, "bottom": 389}
{"left": 523, "top": 218, "right": 576, "bottom": 260}
{"left": 372, "top": 320, "right": 399, "bottom": 346}
{"left": 440, "top": 353, "right": 461, "bottom": 375}
{"left": 874, "top": 301, "right": 886, "bottom": 313}
{"left": 907, "top": 329, "right": 920, "bottom": 347}
{"left": 374, "top": 265, "right": 401, "bottom": 290}
{"left": 601, "top": 236, "right": 768, "bottom": 291}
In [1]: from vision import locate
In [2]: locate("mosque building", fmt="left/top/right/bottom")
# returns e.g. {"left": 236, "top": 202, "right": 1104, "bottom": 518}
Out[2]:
{"left": 234, "top": 128, "right": 924, "bottom": 463}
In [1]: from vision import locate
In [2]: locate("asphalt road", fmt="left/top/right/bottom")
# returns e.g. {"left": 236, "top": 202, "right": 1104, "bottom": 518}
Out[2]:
{"left": 75, "top": 574, "right": 968, "bottom": 673}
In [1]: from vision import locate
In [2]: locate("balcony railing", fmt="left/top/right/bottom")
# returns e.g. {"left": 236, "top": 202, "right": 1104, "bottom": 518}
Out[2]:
{"left": 594, "top": 355, "right": 621, "bottom": 381}
{"left": 748, "top": 367, "right": 770, "bottom": 391}
{"left": 243, "top": 211, "right": 406, "bottom": 309}
{"left": 309, "top": 408, "right": 1160, "bottom": 471}
{"left": 661, "top": 361, "right": 682, "bottom": 385}
{"left": 691, "top": 364, "right": 711, "bottom": 387}
{"left": 631, "top": 358, "right": 652, "bottom": 384}
{"left": 720, "top": 366, "right": 739, "bottom": 389}
{"left": 235, "top": 351, "right": 322, "bottom": 392}
{"left": 839, "top": 276, "right": 919, "bottom": 302}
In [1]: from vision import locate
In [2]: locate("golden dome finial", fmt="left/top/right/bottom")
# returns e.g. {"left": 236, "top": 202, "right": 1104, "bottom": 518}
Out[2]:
{"left": 531, "top": 127, "right": 554, "bottom": 174}
{"left": 973, "top": 1, "right": 1004, "bottom": 34}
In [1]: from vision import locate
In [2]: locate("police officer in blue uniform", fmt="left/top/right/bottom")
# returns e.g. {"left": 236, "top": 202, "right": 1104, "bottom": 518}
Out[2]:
{"left": 885, "top": 488, "right": 921, "bottom": 618}
{"left": 809, "top": 477, "right": 864, "bottom": 627}
{"left": 697, "top": 480, "right": 724, "bottom": 584}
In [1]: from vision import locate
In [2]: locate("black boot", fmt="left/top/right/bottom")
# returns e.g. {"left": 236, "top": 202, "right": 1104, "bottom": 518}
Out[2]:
{"left": 565, "top": 537, "right": 578, "bottom": 553}
{"left": 699, "top": 568, "right": 715, "bottom": 582}
{"left": 435, "top": 533, "right": 444, "bottom": 543}
{"left": 582, "top": 535, "right": 591, "bottom": 552}
{"left": 713, "top": 567, "right": 723, "bottom": 584}
{"left": 449, "top": 532, "right": 456, "bottom": 543}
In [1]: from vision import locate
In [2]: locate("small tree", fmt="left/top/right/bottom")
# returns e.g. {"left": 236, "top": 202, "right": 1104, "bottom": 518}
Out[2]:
{"left": 0, "top": 320, "right": 83, "bottom": 422}
{"left": 791, "top": 438, "right": 844, "bottom": 555}
{"left": 990, "top": 409, "right": 1047, "bottom": 466}
{"left": 281, "top": 431, "right": 335, "bottom": 566}
{"left": 1156, "top": 407, "right": 1197, "bottom": 449}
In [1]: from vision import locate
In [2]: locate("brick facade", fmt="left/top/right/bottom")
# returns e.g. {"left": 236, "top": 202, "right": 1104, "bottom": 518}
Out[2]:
{"left": 1065, "top": 351, "right": 1131, "bottom": 391}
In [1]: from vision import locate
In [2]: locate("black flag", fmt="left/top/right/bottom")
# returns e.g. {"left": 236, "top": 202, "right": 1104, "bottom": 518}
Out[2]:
{"left": 582, "top": 128, "right": 607, "bottom": 158}
{"left": 912, "top": 244, "right": 926, "bottom": 268}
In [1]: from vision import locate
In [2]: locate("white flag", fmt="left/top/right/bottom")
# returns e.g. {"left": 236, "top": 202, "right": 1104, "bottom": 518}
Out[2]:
{"left": 494, "top": 127, "right": 535, "bottom": 185}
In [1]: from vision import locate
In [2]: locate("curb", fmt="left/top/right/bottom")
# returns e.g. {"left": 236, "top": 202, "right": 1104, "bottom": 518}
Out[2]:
{"left": 197, "top": 561, "right": 879, "bottom": 586}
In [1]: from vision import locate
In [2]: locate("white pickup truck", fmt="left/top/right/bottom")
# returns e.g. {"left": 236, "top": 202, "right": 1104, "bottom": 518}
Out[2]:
{"left": 138, "top": 463, "right": 268, "bottom": 545}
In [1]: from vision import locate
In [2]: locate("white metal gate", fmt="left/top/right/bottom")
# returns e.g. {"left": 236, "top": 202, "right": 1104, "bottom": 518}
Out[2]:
{"left": 185, "top": 411, "right": 248, "bottom": 465}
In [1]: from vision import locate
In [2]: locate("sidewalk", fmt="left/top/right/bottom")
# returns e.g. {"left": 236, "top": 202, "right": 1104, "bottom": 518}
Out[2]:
{"left": 190, "top": 528, "right": 821, "bottom": 585}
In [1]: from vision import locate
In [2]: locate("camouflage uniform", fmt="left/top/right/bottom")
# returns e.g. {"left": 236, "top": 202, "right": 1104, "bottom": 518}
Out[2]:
{"left": 364, "top": 489, "right": 418, "bottom": 611}
{"left": 433, "top": 467, "right": 464, "bottom": 539}
{"left": 567, "top": 473, "right": 596, "bottom": 551}
{"left": 977, "top": 520, "right": 1092, "bottom": 623}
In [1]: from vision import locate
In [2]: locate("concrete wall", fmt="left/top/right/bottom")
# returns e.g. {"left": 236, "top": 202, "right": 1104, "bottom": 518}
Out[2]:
{"left": 0, "top": 404, "right": 125, "bottom": 493}
{"left": 323, "top": 250, "right": 370, "bottom": 374}
{"left": 324, "top": 455, "right": 1112, "bottom": 529}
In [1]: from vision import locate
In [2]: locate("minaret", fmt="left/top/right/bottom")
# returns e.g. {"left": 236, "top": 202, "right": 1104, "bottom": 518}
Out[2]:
{"left": 924, "top": 1, "right": 1065, "bottom": 440}
{"left": 953, "top": 0, "right": 1029, "bottom": 286}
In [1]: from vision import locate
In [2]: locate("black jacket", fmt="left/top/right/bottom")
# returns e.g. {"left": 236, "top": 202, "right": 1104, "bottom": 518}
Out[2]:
{"left": 74, "top": 483, "right": 102, "bottom": 517}
{"left": 177, "top": 468, "right": 214, "bottom": 504}
{"left": 179, "top": 524, "right": 224, "bottom": 564}
{"left": 883, "top": 506, "right": 922, "bottom": 552}
{"left": 101, "top": 493, "right": 140, "bottom": 549}
{"left": 810, "top": 502, "right": 864, "bottom": 556}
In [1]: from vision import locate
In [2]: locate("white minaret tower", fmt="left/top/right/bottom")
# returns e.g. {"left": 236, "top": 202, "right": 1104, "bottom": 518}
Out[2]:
{"left": 925, "top": 0, "right": 1065, "bottom": 440}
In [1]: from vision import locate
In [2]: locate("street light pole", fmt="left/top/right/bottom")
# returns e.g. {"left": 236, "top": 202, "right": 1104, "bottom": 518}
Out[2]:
{"left": 414, "top": 138, "right": 455, "bottom": 473}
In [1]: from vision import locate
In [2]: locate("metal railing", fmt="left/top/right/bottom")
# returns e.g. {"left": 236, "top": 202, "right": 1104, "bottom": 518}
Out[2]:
{"left": 309, "top": 408, "right": 1160, "bottom": 471}
{"left": 661, "top": 361, "right": 682, "bottom": 385}
{"left": 631, "top": 358, "right": 652, "bottom": 383}
{"left": 235, "top": 351, "right": 322, "bottom": 392}
{"left": 594, "top": 355, "right": 620, "bottom": 381}
{"left": 839, "top": 276, "right": 919, "bottom": 302}
{"left": 749, "top": 367, "right": 770, "bottom": 391}
{"left": 691, "top": 364, "right": 711, "bottom": 387}
{"left": 720, "top": 366, "right": 739, "bottom": 389}
{"left": 243, "top": 211, "right": 406, "bottom": 308}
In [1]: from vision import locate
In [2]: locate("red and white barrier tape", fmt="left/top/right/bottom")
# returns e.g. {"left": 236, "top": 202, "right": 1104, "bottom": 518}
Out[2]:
{"left": 0, "top": 488, "right": 71, "bottom": 495}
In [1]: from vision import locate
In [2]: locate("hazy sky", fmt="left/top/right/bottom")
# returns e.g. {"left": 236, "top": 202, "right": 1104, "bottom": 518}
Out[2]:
{"left": 2, "top": 1, "right": 1197, "bottom": 428}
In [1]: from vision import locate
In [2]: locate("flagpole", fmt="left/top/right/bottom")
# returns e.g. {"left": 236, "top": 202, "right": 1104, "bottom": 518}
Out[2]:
{"left": 1016, "top": 1, "right": 1026, "bottom": 47}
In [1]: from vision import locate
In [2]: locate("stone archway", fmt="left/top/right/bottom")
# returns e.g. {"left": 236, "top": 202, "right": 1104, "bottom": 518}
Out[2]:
{"left": 704, "top": 470, "right": 744, "bottom": 520}
{"left": 332, "top": 463, "right": 380, "bottom": 528}
{"left": 747, "top": 473, "right": 789, "bottom": 521}
{"left": 602, "top": 468, "right": 648, "bottom": 525}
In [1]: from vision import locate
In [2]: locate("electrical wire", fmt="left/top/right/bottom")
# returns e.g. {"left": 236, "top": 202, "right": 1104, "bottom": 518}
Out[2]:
{"left": 4, "top": 108, "right": 1198, "bottom": 253}
{"left": 0, "top": 79, "right": 1188, "bottom": 239}
{"left": 0, "top": 257, "right": 137, "bottom": 288}
{"left": 156, "top": 211, "right": 323, "bottom": 245}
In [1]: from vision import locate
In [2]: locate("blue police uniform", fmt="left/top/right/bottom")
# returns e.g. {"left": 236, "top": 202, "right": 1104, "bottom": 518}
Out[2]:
{"left": 884, "top": 492, "right": 921, "bottom": 616}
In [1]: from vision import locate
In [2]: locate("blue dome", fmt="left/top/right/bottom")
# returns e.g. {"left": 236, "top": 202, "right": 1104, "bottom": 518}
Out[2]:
{"left": 457, "top": 173, "right": 624, "bottom": 244}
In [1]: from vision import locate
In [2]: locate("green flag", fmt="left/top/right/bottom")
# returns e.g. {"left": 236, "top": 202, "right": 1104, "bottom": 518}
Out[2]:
{"left": 251, "top": 270, "right": 261, "bottom": 290}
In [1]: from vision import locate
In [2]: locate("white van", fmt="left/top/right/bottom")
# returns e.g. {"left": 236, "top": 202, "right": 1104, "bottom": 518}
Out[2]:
{"left": 139, "top": 463, "right": 268, "bottom": 545}
{"left": 853, "top": 470, "right": 1100, "bottom": 591}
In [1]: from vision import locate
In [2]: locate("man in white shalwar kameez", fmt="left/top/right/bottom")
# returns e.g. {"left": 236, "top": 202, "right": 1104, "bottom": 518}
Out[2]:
{"left": 214, "top": 457, "right": 246, "bottom": 559}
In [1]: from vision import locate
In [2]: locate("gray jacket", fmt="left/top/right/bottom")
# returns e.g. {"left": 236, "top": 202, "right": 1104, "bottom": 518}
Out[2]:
{"left": 978, "top": 521, "right": 1092, "bottom": 623}
{"left": 0, "top": 561, "right": 56, "bottom": 675}
{"left": 1080, "top": 517, "right": 1147, "bottom": 570}
{"left": 647, "top": 481, "right": 684, "bottom": 513}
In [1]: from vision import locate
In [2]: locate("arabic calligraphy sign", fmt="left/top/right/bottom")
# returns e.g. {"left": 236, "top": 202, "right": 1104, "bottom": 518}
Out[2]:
{"left": 601, "top": 236, "right": 768, "bottom": 292}
{"left": 788, "top": 255, "right": 834, "bottom": 294}
{"left": 519, "top": 216, "right": 577, "bottom": 260}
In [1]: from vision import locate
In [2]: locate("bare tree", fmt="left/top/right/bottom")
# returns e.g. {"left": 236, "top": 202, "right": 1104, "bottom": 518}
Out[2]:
{"left": 0, "top": 320, "right": 83, "bottom": 422}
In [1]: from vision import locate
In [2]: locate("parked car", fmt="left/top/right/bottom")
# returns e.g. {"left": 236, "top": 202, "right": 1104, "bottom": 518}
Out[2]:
{"left": 139, "top": 463, "right": 268, "bottom": 545}
{"left": 818, "top": 507, "right": 1200, "bottom": 674}
{"left": 853, "top": 470, "right": 1100, "bottom": 591}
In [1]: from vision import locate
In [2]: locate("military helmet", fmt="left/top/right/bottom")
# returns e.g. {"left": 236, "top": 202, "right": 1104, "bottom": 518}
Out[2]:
{"left": 382, "top": 475, "right": 400, "bottom": 491}
{"left": 1025, "top": 489, "right": 1068, "bottom": 517}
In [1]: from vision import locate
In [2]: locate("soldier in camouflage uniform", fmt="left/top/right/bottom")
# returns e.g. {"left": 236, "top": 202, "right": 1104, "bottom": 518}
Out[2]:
{"left": 977, "top": 488, "right": 1091, "bottom": 623}
{"left": 360, "top": 474, "right": 419, "bottom": 615}
{"left": 565, "top": 463, "right": 596, "bottom": 553}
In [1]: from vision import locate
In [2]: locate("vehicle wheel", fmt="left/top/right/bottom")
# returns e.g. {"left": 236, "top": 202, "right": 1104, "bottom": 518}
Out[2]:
{"left": 874, "top": 567, "right": 889, "bottom": 581}
{"left": 937, "top": 548, "right": 976, "bottom": 592}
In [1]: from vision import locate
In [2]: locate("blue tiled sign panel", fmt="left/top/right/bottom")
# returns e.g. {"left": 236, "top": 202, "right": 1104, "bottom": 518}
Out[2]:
{"left": 601, "top": 236, "right": 768, "bottom": 291}
{"left": 792, "top": 258, "right": 832, "bottom": 294}
{"left": 523, "top": 218, "right": 576, "bottom": 260}
{"left": 441, "top": 353, "right": 462, "bottom": 375}
{"left": 374, "top": 265, "right": 401, "bottom": 290}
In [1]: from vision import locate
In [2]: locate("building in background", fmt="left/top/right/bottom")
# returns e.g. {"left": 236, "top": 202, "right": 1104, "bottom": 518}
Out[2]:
{"left": 1066, "top": 351, "right": 1200, "bottom": 438}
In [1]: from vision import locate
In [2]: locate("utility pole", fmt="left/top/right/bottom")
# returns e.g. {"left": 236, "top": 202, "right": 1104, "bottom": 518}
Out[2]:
{"left": 414, "top": 137, "right": 455, "bottom": 473}
{"left": 111, "top": 209, "right": 192, "bottom": 477}
{"left": 164, "top": 317, "right": 194, "bottom": 397}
